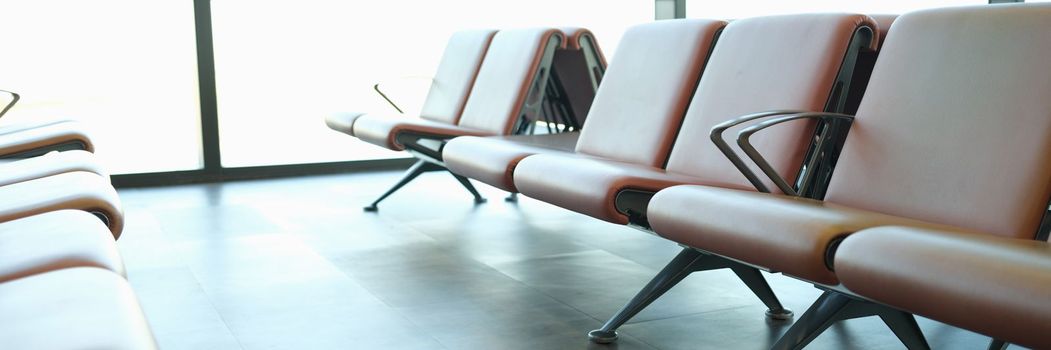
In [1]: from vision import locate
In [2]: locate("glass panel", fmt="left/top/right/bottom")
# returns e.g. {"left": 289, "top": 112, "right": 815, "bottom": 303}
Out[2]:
{"left": 0, "top": 1, "right": 202, "bottom": 174}
{"left": 212, "top": 0, "right": 652, "bottom": 168}
{"left": 686, "top": 0, "right": 988, "bottom": 19}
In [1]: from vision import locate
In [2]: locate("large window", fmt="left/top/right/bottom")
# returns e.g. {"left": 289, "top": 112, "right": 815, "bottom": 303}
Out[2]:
{"left": 0, "top": 1, "right": 203, "bottom": 174}
{"left": 211, "top": 0, "right": 652, "bottom": 168}
{"left": 686, "top": 0, "right": 988, "bottom": 18}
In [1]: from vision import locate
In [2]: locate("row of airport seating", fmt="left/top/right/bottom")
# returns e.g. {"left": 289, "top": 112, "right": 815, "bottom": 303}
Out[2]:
{"left": 331, "top": 3, "right": 1051, "bottom": 349}
{"left": 0, "top": 95, "right": 157, "bottom": 348}
{"left": 326, "top": 27, "right": 605, "bottom": 211}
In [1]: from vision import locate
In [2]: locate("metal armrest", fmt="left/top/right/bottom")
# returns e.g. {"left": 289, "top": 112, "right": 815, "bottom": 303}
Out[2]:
{"left": 0, "top": 89, "right": 20, "bottom": 119}
{"left": 736, "top": 112, "right": 855, "bottom": 196}
{"left": 709, "top": 110, "right": 808, "bottom": 193}
{"left": 373, "top": 76, "right": 433, "bottom": 114}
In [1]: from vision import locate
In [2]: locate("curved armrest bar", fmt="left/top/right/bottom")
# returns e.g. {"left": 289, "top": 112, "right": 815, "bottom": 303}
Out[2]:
{"left": 737, "top": 112, "right": 855, "bottom": 196}
{"left": 373, "top": 76, "right": 435, "bottom": 114}
{"left": 373, "top": 83, "right": 404, "bottom": 114}
{"left": 709, "top": 110, "right": 808, "bottom": 193}
{"left": 0, "top": 89, "right": 20, "bottom": 119}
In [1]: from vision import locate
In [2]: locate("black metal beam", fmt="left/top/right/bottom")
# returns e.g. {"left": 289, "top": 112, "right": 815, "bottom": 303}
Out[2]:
{"left": 193, "top": 0, "right": 222, "bottom": 172}
{"left": 111, "top": 158, "right": 415, "bottom": 188}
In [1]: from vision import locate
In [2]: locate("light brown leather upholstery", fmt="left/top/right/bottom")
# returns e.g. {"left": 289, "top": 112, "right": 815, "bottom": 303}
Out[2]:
{"left": 0, "top": 119, "right": 93, "bottom": 156}
{"left": 324, "top": 111, "right": 368, "bottom": 137}
{"left": 0, "top": 210, "right": 124, "bottom": 283}
{"left": 647, "top": 185, "right": 967, "bottom": 284}
{"left": 352, "top": 116, "right": 491, "bottom": 151}
{"left": 558, "top": 27, "right": 607, "bottom": 66}
{"left": 456, "top": 28, "right": 562, "bottom": 135}
{"left": 518, "top": 155, "right": 726, "bottom": 224}
{"left": 822, "top": 4, "right": 1051, "bottom": 240}
{"left": 443, "top": 133, "right": 578, "bottom": 191}
{"left": 325, "top": 30, "right": 496, "bottom": 136}
{"left": 0, "top": 268, "right": 157, "bottom": 349}
{"left": 573, "top": 19, "right": 726, "bottom": 167}
{"left": 446, "top": 20, "right": 725, "bottom": 193}
{"left": 836, "top": 226, "right": 1051, "bottom": 349}
{"left": 0, "top": 150, "right": 106, "bottom": 187}
{"left": 663, "top": 14, "right": 876, "bottom": 193}
{"left": 419, "top": 29, "right": 498, "bottom": 124}
{"left": 647, "top": 3, "right": 1051, "bottom": 284}
{"left": 869, "top": 14, "right": 897, "bottom": 49}
{"left": 0, "top": 171, "right": 124, "bottom": 238}
{"left": 516, "top": 15, "right": 872, "bottom": 224}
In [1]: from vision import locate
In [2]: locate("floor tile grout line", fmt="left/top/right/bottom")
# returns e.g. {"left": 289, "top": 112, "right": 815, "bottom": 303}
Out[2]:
{"left": 388, "top": 202, "right": 697, "bottom": 350}
{"left": 326, "top": 248, "right": 456, "bottom": 349}
{"left": 178, "top": 265, "right": 249, "bottom": 350}
{"left": 405, "top": 220, "right": 673, "bottom": 349}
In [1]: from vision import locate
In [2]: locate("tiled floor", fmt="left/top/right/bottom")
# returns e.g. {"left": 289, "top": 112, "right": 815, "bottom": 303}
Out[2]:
{"left": 117, "top": 170, "right": 1006, "bottom": 349}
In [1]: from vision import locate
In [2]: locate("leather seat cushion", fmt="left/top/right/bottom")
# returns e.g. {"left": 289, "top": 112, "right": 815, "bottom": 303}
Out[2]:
{"left": 0, "top": 171, "right": 124, "bottom": 238}
{"left": 444, "top": 133, "right": 578, "bottom": 192}
{"left": 835, "top": 226, "right": 1051, "bottom": 349}
{"left": 647, "top": 185, "right": 967, "bottom": 285}
{"left": 514, "top": 153, "right": 720, "bottom": 224}
{"left": 0, "top": 268, "right": 157, "bottom": 349}
{"left": 352, "top": 115, "right": 493, "bottom": 151}
{"left": 0, "top": 210, "right": 123, "bottom": 283}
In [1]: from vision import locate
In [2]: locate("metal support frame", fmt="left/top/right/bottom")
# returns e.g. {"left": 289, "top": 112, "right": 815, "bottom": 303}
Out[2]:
{"left": 1035, "top": 207, "right": 1051, "bottom": 242}
{"left": 791, "top": 25, "right": 874, "bottom": 199}
{"left": 987, "top": 339, "right": 1009, "bottom": 350}
{"left": 539, "top": 71, "right": 580, "bottom": 132}
{"left": 362, "top": 159, "right": 485, "bottom": 212}
{"left": 591, "top": 24, "right": 875, "bottom": 345}
{"left": 614, "top": 189, "right": 658, "bottom": 229}
{"left": 0, "top": 89, "right": 20, "bottom": 118}
{"left": 359, "top": 132, "right": 485, "bottom": 211}
{"left": 511, "top": 35, "right": 562, "bottom": 135}
{"left": 589, "top": 248, "right": 792, "bottom": 344}
{"left": 373, "top": 83, "right": 405, "bottom": 114}
{"left": 360, "top": 34, "right": 569, "bottom": 211}
{"left": 773, "top": 290, "right": 929, "bottom": 350}
{"left": 577, "top": 34, "right": 605, "bottom": 89}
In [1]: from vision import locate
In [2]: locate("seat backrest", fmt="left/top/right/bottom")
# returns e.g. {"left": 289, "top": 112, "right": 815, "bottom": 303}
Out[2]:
{"left": 869, "top": 14, "right": 898, "bottom": 49}
{"left": 573, "top": 19, "right": 728, "bottom": 166}
{"left": 419, "top": 29, "right": 497, "bottom": 125}
{"left": 560, "top": 27, "right": 607, "bottom": 67}
{"left": 663, "top": 14, "right": 877, "bottom": 192}
{"left": 534, "top": 27, "right": 607, "bottom": 130}
{"left": 824, "top": 3, "right": 1051, "bottom": 240}
{"left": 455, "top": 28, "right": 562, "bottom": 135}
{"left": 841, "top": 15, "right": 898, "bottom": 124}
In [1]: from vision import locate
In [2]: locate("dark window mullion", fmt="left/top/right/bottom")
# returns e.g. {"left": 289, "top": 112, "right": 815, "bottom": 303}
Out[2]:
{"left": 193, "top": 0, "right": 222, "bottom": 173}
